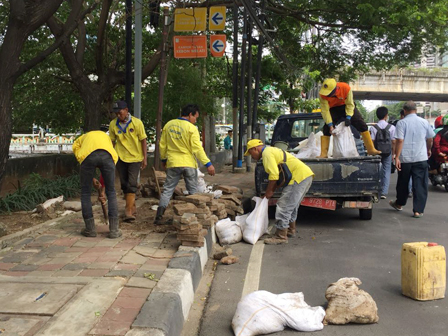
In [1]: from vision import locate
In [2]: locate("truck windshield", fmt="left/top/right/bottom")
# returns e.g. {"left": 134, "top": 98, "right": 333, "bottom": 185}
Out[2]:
{"left": 291, "top": 118, "right": 325, "bottom": 138}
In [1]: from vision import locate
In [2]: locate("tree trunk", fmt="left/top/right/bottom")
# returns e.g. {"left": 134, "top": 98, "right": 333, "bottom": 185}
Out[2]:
{"left": 78, "top": 83, "right": 108, "bottom": 131}
{"left": 0, "top": 81, "right": 14, "bottom": 184}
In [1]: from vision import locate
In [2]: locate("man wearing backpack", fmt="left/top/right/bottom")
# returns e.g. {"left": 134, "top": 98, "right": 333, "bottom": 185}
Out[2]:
{"left": 370, "top": 107, "right": 396, "bottom": 199}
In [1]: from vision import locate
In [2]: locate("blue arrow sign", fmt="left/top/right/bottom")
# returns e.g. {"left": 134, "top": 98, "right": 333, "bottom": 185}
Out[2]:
{"left": 212, "top": 13, "right": 224, "bottom": 25}
{"left": 212, "top": 40, "right": 225, "bottom": 52}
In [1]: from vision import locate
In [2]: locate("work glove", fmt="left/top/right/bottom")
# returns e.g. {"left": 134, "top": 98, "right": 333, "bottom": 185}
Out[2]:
{"left": 344, "top": 118, "right": 351, "bottom": 127}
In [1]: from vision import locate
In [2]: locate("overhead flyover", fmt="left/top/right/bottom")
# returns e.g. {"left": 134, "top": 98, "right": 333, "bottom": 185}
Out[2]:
{"left": 350, "top": 68, "right": 448, "bottom": 102}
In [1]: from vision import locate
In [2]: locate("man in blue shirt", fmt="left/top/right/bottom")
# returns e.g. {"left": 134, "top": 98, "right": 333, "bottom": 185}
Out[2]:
{"left": 389, "top": 101, "right": 434, "bottom": 218}
{"left": 224, "top": 130, "right": 233, "bottom": 150}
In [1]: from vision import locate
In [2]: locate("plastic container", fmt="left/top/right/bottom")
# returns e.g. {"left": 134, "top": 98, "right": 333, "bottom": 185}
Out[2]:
{"left": 401, "top": 242, "right": 446, "bottom": 301}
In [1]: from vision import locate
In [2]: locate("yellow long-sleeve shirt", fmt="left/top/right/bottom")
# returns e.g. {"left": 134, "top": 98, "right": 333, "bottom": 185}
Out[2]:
{"left": 319, "top": 82, "right": 355, "bottom": 126}
{"left": 72, "top": 131, "right": 118, "bottom": 164}
{"left": 262, "top": 146, "right": 314, "bottom": 185}
{"left": 160, "top": 118, "right": 211, "bottom": 169}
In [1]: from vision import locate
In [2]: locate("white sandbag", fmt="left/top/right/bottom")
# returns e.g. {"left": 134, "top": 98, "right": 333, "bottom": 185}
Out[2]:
{"left": 331, "top": 123, "right": 359, "bottom": 158}
{"left": 235, "top": 213, "right": 249, "bottom": 228}
{"left": 216, "top": 218, "right": 243, "bottom": 245}
{"left": 197, "top": 168, "right": 207, "bottom": 193}
{"left": 295, "top": 132, "right": 320, "bottom": 158}
{"left": 232, "top": 290, "right": 325, "bottom": 336}
{"left": 242, "top": 197, "right": 269, "bottom": 245}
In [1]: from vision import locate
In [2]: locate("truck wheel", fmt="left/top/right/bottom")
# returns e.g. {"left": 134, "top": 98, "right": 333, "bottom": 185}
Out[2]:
{"left": 359, "top": 209, "right": 372, "bottom": 220}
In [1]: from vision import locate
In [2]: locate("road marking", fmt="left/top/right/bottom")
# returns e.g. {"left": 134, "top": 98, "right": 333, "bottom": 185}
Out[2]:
{"left": 241, "top": 240, "right": 265, "bottom": 298}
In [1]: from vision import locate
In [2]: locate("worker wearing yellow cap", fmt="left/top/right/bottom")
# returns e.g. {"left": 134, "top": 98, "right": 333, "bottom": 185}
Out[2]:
{"left": 245, "top": 139, "right": 314, "bottom": 244}
{"left": 319, "top": 78, "right": 381, "bottom": 158}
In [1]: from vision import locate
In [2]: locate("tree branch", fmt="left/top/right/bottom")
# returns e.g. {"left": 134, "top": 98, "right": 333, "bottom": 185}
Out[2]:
{"left": 96, "top": 0, "right": 113, "bottom": 78}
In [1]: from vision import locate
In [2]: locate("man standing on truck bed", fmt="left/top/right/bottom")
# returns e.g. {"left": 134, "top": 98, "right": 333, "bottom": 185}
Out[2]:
{"left": 245, "top": 139, "right": 314, "bottom": 245}
{"left": 318, "top": 78, "right": 381, "bottom": 158}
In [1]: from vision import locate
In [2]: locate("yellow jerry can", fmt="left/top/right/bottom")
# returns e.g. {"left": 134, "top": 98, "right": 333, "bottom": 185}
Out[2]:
{"left": 401, "top": 242, "right": 446, "bottom": 301}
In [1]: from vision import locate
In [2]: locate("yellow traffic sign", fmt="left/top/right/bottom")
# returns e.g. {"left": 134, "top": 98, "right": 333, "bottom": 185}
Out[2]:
{"left": 209, "top": 6, "right": 226, "bottom": 31}
{"left": 174, "top": 8, "right": 207, "bottom": 32}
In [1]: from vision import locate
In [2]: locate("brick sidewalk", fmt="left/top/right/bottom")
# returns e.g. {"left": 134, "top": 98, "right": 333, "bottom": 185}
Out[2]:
{"left": 0, "top": 167, "right": 255, "bottom": 336}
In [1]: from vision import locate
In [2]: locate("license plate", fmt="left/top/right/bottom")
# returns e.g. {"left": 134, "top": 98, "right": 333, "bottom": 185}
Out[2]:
{"left": 301, "top": 197, "right": 336, "bottom": 210}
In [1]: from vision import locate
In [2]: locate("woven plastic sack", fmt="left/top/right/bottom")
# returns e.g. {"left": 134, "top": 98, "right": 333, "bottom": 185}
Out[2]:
{"left": 242, "top": 197, "right": 269, "bottom": 245}
{"left": 216, "top": 218, "right": 242, "bottom": 245}
{"left": 332, "top": 123, "right": 359, "bottom": 158}
{"left": 295, "top": 132, "right": 320, "bottom": 158}
{"left": 232, "top": 290, "right": 325, "bottom": 336}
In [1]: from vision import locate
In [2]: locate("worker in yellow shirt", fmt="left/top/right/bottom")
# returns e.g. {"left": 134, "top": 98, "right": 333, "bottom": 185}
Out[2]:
{"left": 109, "top": 100, "right": 147, "bottom": 222}
{"left": 154, "top": 104, "right": 215, "bottom": 224}
{"left": 318, "top": 78, "right": 381, "bottom": 157}
{"left": 245, "top": 139, "right": 314, "bottom": 244}
{"left": 72, "top": 131, "right": 121, "bottom": 238}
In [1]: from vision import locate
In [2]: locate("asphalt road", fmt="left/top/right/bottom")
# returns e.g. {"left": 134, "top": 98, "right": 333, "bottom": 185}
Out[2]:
{"left": 199, "top": 175, "right": 448, "bottom": 336}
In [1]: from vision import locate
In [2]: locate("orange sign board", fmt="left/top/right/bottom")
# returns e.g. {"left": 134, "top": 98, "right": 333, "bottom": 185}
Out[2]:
{"left": 210, "top": 35, "right": 226, "bottom": 57}
{"left": 173, "top": 36, "right": 207, "bottom": 59}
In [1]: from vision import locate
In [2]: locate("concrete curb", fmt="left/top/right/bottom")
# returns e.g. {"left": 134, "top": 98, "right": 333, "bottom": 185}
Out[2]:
{"left": 131, "top": 226, "right": 216, "bottom": 336}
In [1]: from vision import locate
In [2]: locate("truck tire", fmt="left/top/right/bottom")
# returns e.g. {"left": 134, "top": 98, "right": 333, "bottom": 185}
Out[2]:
{"left": 359, "top": 208, "right": 372, "bottom": 220}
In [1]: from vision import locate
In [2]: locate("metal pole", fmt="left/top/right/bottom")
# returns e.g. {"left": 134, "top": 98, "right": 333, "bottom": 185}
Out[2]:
{"left": 238, "top": 8, "right": 248, "bottom": 168}
{"left": 232, "top": 3, "right": 239, "bottom": 168}
{"left": 125, "top": 0, "right": 132, "bottom": 110}
{"left": 245, "top": 18, "right": 253, "bottom": 172}
{"left": 154, "top": 8, "right": 170, "bottom": 170}
{"left": 252, "top": 0, "right": 265, "bottom": 136}
{"left": 133, "top": 0, "right": 142, "bottom": 119}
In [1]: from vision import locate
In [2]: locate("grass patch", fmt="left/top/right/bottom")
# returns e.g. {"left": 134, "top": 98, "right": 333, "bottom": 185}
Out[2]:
{"left": 0, "top": 173, "right": 81, "bottom": 213}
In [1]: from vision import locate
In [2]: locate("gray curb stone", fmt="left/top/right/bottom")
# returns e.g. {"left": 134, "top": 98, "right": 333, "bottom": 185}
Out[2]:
{"left": 168, "top": 250, "right": 202, "bottom": 291}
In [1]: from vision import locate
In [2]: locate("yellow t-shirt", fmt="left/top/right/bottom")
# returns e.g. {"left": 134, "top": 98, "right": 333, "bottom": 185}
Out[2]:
{"left": 262, "top": 146, "right": 314, "bottom": 185}
{"left": 72, "top": 131, "right": 118, "bottom": 164}
{"left": 109, "top": 116, "right": 147, "bottom": 163}
{"left": 160, "top": 118, "right": 211, "bottom": 169}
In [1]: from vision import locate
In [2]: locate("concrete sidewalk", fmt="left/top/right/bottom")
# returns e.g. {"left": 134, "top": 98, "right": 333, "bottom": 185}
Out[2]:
{"left": 0, "top": 167, "right": 255, "bottom": 336}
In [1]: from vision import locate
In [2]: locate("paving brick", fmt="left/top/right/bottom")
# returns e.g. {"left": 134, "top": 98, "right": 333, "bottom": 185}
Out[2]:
{"left": 88, "top": 247, "right": 113, "bottom": 253}
{"left": 0, "top": 252, "right": 36, "bottom": 263}
{"left": 119, "top": 287, "right": 151, "bottom": 298}
{"left": 89, "top": 319, "right": 131, "bottom": 336}
{"left": 95, "top": 239, "right": 121, "bottom": 247}
{"left": 105, "top": 270, "right": 135, "bottom": 278}
{"left": 78, "top": 269, "right": 110, "bottom": 277}
{"left": 72, "top": 240, "right": 98, "bottom": 248}
{"left": 52, "top": 237, "right": 80, "bottom": 247}
{"left": 113, "top": 296, "right": 146, "bottom": 310}
{"left": 144, "top": 258, "right": 170, "bottom": 268}
{"left": 96, "top": 255, "right": 122, "bottom": 263}
{"left": 10, "top": 264, "right": 39, "bottom": 272}
{"left": 26, "top": 270, "right": 56, "bottom": 277}
{"left": 52, "top": 270, "right": 82, "bottom": 277}
{"left": 56, "top": 252, "right": 83, "bottom": 259}
{"left": 153, "top": 249, "right": 176, "bottom": 259}
{"left": 22, "top": 256, "right": 53, "bottom": 265}
{"left": 37, "top": 264, "right": 66, "bottom": 271}
{"left": 34, "top": 235, "right": 59, "bottom": 243}
{"left": 62, "top": 263, "right": 90, "bottom": 271}
{"left": 87, "top": 262, "right": 116, "bottom": 269}
{"left": 72, "top": 256, "right": 98, "bottom": 263}
{"left": 126, "top": 277, "right": 157, "bottom": 289}
{"left": 48, "top": 257, "right": 77, "bottom": 265}
{"left": 2, "top": 271, "right": 30, "bottom": 277}
{"left": 103, "top": 307, "right": 141, "bottom": 323}
{"left": 64, "top": 247, "right": 89, "bottom": 253}
{"left": 120, "top": 251, "right": 147, "bottom": 265}
{"left": 0, "top": 263, "right": 17, "bottom": 271}
{"left": 113, "top": 263, "right": 140, "bottom": 271}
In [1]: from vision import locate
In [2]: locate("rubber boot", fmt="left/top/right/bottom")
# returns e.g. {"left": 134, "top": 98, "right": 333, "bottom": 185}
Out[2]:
{"left": 108, "top": 217, "right": 122, "bottom": 239}
{"left": 361, "top": 131, "right": 382, "bottom": 156}
{"left": 154, "top": 206, "right": 166, "bottom": 225}
{"left": 124, "top": 193, "right": 136, "bottom": 222}
{"left": 264, "top": 228, "right": 288, "bottom": 245}
{"left": 318, "top": 136, "right": 330, "bottom": 158}
{"left": 287, "top": 221, "right": 296, "bottom": 238}
{"left": 81, "top": 218, "right": 97, "bottom": 237}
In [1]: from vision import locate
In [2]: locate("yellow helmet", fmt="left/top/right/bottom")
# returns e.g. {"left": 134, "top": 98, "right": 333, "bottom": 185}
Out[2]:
{"left": 319, "top": 78, "right": 337, "bottom": 96}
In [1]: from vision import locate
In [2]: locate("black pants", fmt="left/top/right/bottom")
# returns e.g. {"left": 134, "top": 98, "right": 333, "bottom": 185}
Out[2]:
{"left": 323, "top": 105, "right": 368, "bottom": 136}
{"left": 80, "top": 150, "right": 118, "bottom": 220}
{"left": 116, "top": 160, "right": 141, "bottom": 194}
{"left": 396, "top": 161, "right": 429, "bottom": 213}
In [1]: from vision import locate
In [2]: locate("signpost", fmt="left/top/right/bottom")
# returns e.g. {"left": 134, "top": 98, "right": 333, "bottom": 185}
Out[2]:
{"left": 209, "top": 6, "right": 226, "bottom": 31}
{"left": 173, "top": 36, "right": 207, "bottom": 59}
{"left": 210, "top": 35, "right": 226, "bottom": 57}
{"left": 174, "top": 8, "right": 207, "bottom": 32}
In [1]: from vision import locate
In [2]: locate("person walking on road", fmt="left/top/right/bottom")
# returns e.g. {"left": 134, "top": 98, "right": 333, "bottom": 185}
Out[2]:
{"left": 318, "top": 78, "right": 381, "bottom": 158}
{"left": 109, "top": 100, "right": 148, "bottom": 222}
{"left": 245, "top": 139, "right": 314, "bottom": 244}
{"left": 73, "top": 131, "right": 122, "bottom": 238}
{"left": 154, "top": 104, "right": 215, "bottom": 225}
{"left": 389, "top": 101, "right": 434, "bottom": 218}
{"left": 370, "top": 107, "right": 396, "bottom": 199}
